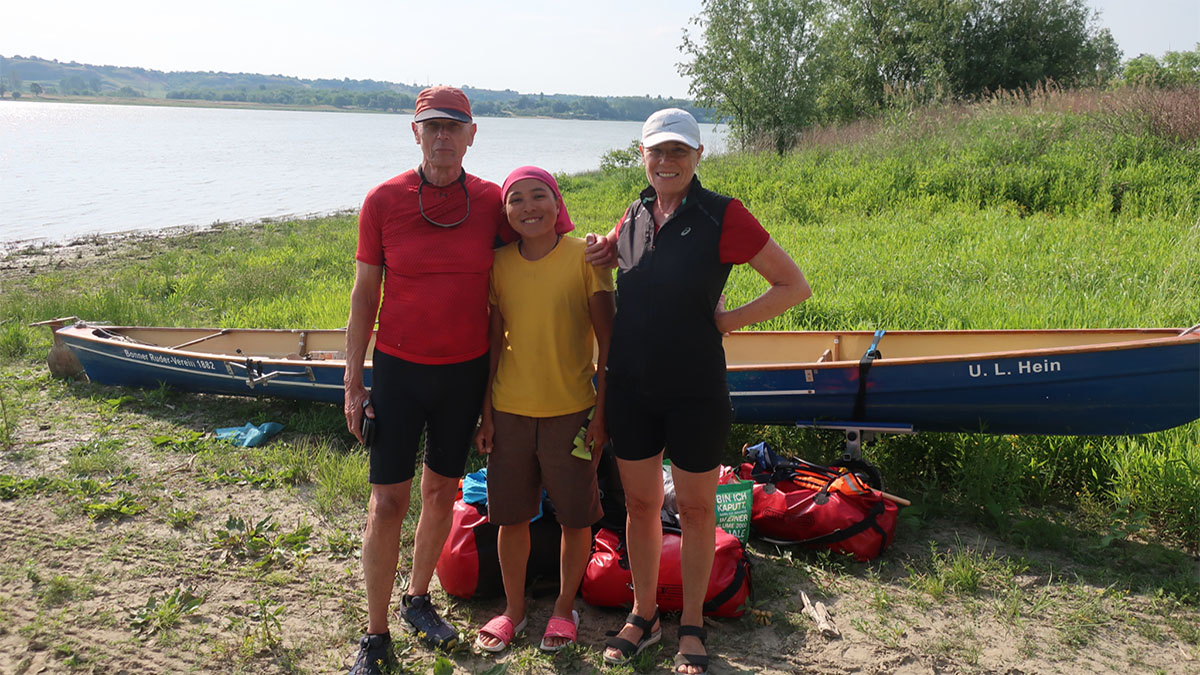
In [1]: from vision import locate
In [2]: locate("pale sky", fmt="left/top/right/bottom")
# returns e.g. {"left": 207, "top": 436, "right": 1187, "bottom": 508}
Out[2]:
{"left": 1, "top": 1, "right": 1196, "bottom": 98}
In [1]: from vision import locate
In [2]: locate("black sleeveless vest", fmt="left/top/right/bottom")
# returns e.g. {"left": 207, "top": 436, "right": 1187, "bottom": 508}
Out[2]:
{"left": 607, "top": 177, "right": 733, "bottom": 398}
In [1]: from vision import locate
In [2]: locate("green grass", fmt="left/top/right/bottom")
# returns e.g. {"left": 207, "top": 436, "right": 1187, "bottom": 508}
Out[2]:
{"left": 312, "top": 442, "right": 371, "bottom": 517}
{"left": 0, "top": 322, "right": 33, "bottom": 359}
{"left": 67, "top": 437, "right": 130, "bottom": 477}
{"left": 3, "top": 90, "right": 1196, "bottom": 549}
{"left": 1, "top": 88, "right": 1198, "bottom": 673}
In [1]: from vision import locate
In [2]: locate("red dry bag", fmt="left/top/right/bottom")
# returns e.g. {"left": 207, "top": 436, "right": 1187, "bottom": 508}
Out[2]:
{"left": 736, "top": 459, "right": 898, "bottom": 562}
{"left": 581, "top": 522, "right": 751, "bottom": 618}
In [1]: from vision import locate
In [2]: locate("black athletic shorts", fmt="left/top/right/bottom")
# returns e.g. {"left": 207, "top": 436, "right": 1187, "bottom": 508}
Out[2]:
{"left": 368, "top": 349, "right": 489, "bottom": 485}
{"left": 605, "top": 377, "right": 733, "bottom": 474}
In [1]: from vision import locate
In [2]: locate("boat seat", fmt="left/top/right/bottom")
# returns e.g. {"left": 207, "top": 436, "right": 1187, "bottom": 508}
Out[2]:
{"left": 289, "top": 350, "right": 345, "bottom": 361}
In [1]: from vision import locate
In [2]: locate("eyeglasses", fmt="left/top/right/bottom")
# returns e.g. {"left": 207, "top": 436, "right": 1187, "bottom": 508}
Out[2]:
{"left": 417, "top": 167, "right": 470, "bottom": 228}
{"left": 645, "top": 146, "right": 695, "bottom": 160}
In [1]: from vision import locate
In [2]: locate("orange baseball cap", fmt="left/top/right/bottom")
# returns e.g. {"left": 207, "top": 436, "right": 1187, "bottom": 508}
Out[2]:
{"left": 414, "top": 86, "right": 472, "bottom": 123}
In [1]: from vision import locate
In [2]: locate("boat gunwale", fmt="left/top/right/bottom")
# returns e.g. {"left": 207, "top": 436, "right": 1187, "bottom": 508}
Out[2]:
{"left": 57, "top": 324, "right": 1198, "bottom": 372}
{"left": 56, "top": 325, "right": 353, "bottom": 369}
{"left": 728, "top": 330, "right": 1198, "bottom": 372}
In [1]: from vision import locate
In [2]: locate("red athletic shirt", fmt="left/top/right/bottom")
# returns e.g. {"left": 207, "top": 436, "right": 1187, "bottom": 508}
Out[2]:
{"left": 614, "top": 197, "right": 769, "bottom": 264}
{"left": 356, "top": 170, "right": 506, "bottom": 364}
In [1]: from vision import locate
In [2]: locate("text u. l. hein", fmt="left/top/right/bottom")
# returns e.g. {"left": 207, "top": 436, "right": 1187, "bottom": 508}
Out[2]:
{"left": 968, "top": 359, "right": 1063, "bottom": 378}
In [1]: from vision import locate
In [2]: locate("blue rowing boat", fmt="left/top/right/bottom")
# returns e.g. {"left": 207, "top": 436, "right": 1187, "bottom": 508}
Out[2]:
{"left": 724, "top": 327, "right": 1199, "bottom": 435}
{"left": 49, "top": 321, "right": 1200, "bottom": 436}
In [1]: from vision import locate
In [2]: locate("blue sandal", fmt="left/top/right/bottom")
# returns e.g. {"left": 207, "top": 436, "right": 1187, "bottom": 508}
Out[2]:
{"left": 603, "top": 610, "right": 661, "bottom": 664}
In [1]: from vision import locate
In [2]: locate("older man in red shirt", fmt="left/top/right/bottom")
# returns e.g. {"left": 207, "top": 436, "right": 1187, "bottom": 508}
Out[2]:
{"left": 343, "top": 86, "right": 507, "bottom": 674}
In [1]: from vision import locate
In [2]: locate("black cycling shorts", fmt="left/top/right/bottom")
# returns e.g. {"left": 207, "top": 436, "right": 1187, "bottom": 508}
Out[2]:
{"left": 367, "top": 349, "right": 488, "bottom": 484}
{"left": 605, "top": 378, "right": 733, "bottom": 474}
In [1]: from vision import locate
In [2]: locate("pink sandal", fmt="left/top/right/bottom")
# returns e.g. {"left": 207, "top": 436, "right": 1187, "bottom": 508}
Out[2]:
{"left": 474, "top": 614, "right": 527, "bottom": 653}
{"left": 539, "top": 610, "right": 580, "bottom": 652}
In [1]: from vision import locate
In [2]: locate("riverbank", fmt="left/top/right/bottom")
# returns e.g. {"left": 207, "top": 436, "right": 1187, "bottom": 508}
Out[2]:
{"left": 0, "top": 208, "right": 358, "bottom": 265}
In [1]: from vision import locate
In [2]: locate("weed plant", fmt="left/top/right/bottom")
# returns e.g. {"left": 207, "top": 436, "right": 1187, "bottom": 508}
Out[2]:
{"left": 83, "top": 492, "right": 147, "bottom": 521}
{"left": 245, "top": 594, "right": 285, "bottom": 650}
{"left": 166, "top": 508, "right": 200, "bottom": 529}
{"left": 211, "top": 514, "right": 314, "bottom": 570}
{"left": 128, "top": 586, "right": 204, "bottom": 637}
{"left": 0, "top": 386, "right": 13, "bottom": 451}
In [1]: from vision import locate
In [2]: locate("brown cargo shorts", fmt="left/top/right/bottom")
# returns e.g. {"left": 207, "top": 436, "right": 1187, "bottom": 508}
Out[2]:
{"left": 486, "top": 408, "right": 603, "bottom": 529}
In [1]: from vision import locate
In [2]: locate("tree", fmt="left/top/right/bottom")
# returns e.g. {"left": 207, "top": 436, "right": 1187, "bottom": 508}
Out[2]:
{"left": 60, "top": 75, "right": 89, "bottom": 94}
{"left": 1161, "top": 45, "right": 1200, "bottom": 87}
{"left": 680, "top": 0, "right": 1125, "bottom": 148}
{"left": 29, "top": 82, "right": 42, "bottom": 96}
{"left": 577, "top": 96, "right": 614, "bottom": 119}
{"left": 818, "top": 0, "right": 969, "bottom": 120}
{"left": 1122, "top": 45, "right": 1200, "bottom": 88}
{"left": 680, "top": 0, "right": 824, "bottom": 152}
{"left": 947, "top": 0, "right": 1120, "bottom": 95}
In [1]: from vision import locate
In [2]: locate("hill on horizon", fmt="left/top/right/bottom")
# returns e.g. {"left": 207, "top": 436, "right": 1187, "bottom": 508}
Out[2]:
{"left": 0, "top": 54, "right": 711, "bottom": 122}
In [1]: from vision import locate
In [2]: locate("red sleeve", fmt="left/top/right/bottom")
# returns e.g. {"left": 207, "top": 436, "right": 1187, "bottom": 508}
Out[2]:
{"left": 719, "top": 199, "right": 770, "bottom": 264}
{"left": 485, "top": 180, "right": 520, "bottom": 245}
{"left": 614, "top": 205, "right": 630, "bottom": 237}
{"left": 355, "top": 189, "right": 383, "bottom": 266}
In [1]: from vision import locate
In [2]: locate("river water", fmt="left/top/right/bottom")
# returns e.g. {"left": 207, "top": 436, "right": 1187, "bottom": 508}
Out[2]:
{"left": 0, "top": 101, "right": 728, "bottom": 247}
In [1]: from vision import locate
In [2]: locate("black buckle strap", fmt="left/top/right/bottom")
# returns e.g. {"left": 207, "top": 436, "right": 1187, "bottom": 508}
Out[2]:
{"left": 702, "top": 552, "right": 750, "bottom": 614}
{"left": 782, "top": 499, "right": 886, "bottom": 548}
{"left": 853, "top": 329, "right": 886, "bottom": 420}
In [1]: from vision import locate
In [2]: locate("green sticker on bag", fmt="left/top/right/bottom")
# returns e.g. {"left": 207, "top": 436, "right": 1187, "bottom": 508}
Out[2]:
{"left": 714, "top": 478, "right": 753, "bottom": 543}
{"left": 662, "top": 460, "right": 752, "bottom": 543}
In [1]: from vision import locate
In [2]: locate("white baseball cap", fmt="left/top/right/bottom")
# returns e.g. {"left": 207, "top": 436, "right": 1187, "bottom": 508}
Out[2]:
{"left": 641, "top": 108, "right": 701, "bottom": 149}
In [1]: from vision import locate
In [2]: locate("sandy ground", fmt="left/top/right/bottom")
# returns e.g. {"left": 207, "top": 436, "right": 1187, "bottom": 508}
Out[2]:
{"left": 1, "top": 236, "right": 1197, "bottom": 674}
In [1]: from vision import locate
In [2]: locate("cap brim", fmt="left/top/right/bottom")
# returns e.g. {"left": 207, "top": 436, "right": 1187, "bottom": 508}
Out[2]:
{"left": 414, "top": 108, "right": 472, "bottom": 123}
{"left": 642, "top": 131, "right": 700, "bottom": 149}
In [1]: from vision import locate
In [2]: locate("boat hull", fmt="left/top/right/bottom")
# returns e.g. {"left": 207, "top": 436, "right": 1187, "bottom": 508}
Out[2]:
{"left": 728, "top": 339, "right": 1199, "bottom": 434}
{"left": 55, "top": 324, "right": 1200, "bottom": 436}
{"left": 59, "top": 326, "right": 359, "bottom": 404}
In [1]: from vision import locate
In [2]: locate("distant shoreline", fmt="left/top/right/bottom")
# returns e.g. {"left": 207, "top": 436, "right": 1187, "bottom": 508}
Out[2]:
{"left": 1, "top": 94, "right": 659, "bottom": 122}
{"left": 3, "top": 94, "right": 402, "bottom": 115}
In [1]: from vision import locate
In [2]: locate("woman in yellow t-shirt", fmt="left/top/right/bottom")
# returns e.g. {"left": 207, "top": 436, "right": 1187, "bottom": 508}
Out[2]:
{"left": 473, "top": 166, "right": 615, "bottom": 654}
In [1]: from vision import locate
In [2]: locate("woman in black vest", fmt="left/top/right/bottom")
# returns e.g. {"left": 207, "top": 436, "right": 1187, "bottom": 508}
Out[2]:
{"left": 600, "top": 109, "right": 811, "bottom": 674}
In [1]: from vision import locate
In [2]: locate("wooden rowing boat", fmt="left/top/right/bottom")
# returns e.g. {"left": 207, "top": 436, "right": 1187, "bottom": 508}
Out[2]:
{"left": 49, "top": 320, "right": 1200, "bottom": 436}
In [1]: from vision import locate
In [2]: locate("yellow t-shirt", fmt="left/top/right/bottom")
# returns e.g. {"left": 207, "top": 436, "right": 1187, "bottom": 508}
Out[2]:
{"left": 489, "top": 235, "right": 615, "bottom": 417}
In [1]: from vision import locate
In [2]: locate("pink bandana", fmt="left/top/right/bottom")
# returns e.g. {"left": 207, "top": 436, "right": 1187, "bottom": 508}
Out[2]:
{"left": 499, "top": 166, "right": 576, "bottom": 239}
